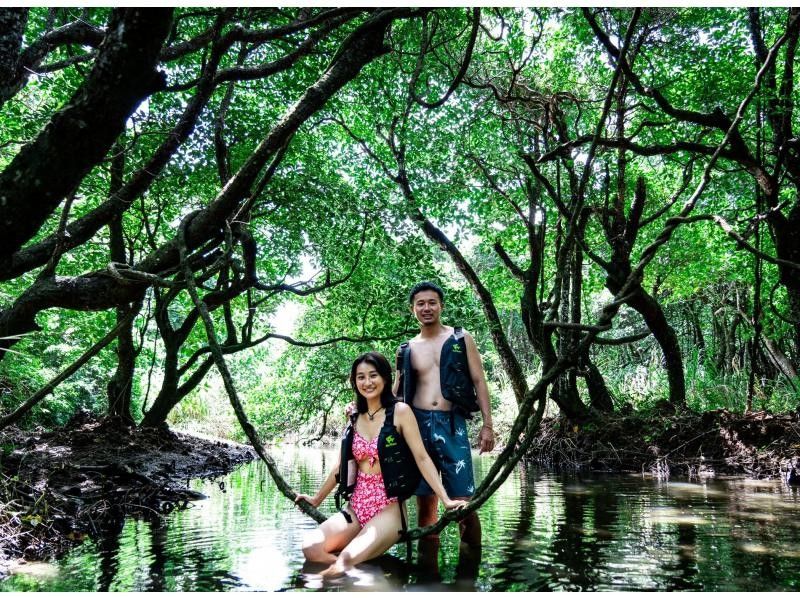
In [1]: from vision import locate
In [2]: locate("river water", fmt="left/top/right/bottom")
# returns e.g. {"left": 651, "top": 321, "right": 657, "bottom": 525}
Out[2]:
{"left": 3, "top": 447, "right": 800, "bottom": 591}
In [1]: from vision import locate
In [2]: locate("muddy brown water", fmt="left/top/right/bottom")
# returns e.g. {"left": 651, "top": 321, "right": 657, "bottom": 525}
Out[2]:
{"left": 3, "top": 447, "right": 800, "bottom": 591}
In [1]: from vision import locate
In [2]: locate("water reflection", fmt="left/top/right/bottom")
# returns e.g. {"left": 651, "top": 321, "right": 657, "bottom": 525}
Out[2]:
{"left": 3, "top": 447, "right": 800, "bottom": 591}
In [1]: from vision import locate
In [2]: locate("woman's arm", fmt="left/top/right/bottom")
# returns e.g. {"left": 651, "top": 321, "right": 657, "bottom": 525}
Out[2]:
{"left": 395, "top": 403, "right": 468, "bottom": 509}
{"left": 295, "top": 454, "right": 340, "bottom": 508}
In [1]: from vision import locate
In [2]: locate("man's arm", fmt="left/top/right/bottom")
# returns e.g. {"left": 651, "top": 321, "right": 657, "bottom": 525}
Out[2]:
{"left": 464, "top": 331, "right": 495, "bottom": 453}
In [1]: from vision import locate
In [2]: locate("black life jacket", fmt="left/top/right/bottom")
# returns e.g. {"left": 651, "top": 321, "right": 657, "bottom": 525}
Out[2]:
{"left": 333, "top": 403, "right": 421, "bottom": 510}
{"left": 334, "top": 415, "right": 358, "bottom": 509}
{"left": 396, "top": 326, "right": 479, "bottom": 417}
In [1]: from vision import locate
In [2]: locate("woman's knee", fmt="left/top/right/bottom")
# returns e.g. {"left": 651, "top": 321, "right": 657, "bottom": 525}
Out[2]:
{"left": 302, "top": 542, "right": 322, "bottom": 561}
{"left": 301, "top": 530, "right": 327, "bottom": 561}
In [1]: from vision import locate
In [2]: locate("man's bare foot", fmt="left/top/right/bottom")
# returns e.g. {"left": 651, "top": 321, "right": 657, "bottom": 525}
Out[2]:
{"left": 320, "top": 563, "right": 347, "bottom": 579}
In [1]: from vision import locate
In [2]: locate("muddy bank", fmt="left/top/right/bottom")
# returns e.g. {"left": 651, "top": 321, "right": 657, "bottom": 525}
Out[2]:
{"left": 0, "top": 413, "right": 255, "bottom": 578}
{"left": 526, "top": 407, "right": 800, "bottom": 479}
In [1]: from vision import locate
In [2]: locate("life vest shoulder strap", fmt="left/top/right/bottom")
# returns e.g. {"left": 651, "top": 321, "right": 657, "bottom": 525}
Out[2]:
{"left": 453, "top": 325, "right": 465, "bottom": 340}
{"left": 335, "top": 415, "right": 358, "bottom": 510}
{"left": 383, "top": 403, "right": 395, "bottom": 425}
{"left": 396, "top": 342, "right": 410, "bottom": 372}
{"left": 396, "top": 342, "right": 412, "bottom": 403}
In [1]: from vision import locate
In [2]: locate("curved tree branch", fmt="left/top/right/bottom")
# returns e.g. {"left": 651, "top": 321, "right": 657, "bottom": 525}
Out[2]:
{"left": 0, "top": 9, "right": 173, "bottom": 264}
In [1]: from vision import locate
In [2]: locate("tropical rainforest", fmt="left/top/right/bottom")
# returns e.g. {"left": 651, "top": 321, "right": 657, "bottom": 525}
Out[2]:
{"left": 1, "top": 6, "right": 799, "bottom": 572}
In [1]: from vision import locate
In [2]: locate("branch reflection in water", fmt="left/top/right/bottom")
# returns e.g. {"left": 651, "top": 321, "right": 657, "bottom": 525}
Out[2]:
{"left": 4, "top": 446, "right": 800, "bottom": 591}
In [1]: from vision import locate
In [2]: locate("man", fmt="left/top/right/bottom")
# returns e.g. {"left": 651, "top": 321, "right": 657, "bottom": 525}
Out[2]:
{"left": 394, "top": 281, "right": 494, "bottom": 548}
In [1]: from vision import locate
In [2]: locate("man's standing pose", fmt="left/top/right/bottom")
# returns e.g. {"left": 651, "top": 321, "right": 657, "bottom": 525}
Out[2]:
{"left": 394, "top": 281, "right": 495, "bottom": 549}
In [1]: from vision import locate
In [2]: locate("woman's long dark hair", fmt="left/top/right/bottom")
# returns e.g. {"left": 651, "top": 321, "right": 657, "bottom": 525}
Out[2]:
{"left": 349, "top": 352, "right": 397, "bottom": 414}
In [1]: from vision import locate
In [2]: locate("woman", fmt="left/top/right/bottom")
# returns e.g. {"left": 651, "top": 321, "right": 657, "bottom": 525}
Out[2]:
{"left": 295, "top": 352, "right": 468, "bottom": 577}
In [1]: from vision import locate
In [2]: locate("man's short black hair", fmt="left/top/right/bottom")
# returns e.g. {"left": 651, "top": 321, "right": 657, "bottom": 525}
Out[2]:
{"left": 409, "top": 281, "right": 444, "bottom": 304}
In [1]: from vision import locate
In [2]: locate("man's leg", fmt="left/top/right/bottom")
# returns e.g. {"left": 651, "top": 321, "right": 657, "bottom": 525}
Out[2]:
{"left": 413, "top": 407, "right": 444, "bottom": 574}
{"left": 455, "top": 500, "right": 481, "bottom": 547}
{"left": 415, "top": 494, "right": 441, "bottom": 579}
{"left": 455, "top": 540, "right": 481, "bottom": 588}
{"left": 437, "top": 412, "right": 481, "bottom": 547}
{"left": 416, "top": 494, "right": 440, "bottom": 530}
{"left": 413, "top": 407, "right": 441, "bottom": 537}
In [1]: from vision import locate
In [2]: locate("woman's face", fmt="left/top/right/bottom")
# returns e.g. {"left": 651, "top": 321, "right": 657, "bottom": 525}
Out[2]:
{"left": 354, "top": 361, "right": 385, "bottom": 402}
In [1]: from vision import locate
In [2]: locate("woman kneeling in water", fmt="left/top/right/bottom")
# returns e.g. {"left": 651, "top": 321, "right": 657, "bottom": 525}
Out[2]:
{"left": 295, "top": 351, "right": 467, "bottom": 577}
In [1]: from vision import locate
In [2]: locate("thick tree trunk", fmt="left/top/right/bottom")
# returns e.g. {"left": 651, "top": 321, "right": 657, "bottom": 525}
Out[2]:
{"left": 141, "top": 338, "right": 179, "bottom": 428}
{"left": 584, "top": 354, "right": 614, "bottom": 412}
{"left": 771, "top": 205, "right": 800, "bottom": 361}
{"left": 601, "top": 172, "right": 685, "bottom": 406}
{"left": 141, "top": 390, "right": 177, "bottom": 429}
{"left": 627, "top": 289, "right": 686, "bottom": 407}
{"left": 105, "top": 149, "right": 136, "bottom": 423}
{"left": 521, "top": 275, "right": 589, "bottom": 421}
{"left": 557, "top": 253, "right": 581, "bottom": 416}
{"left": 762, "top": 336, "right": 799, "bottom": 382}
{"left": 0, "top": 9, "right": 172, "bottom": 263}
{"left": 141, "top": 354, "right": 214, "bottom": 427}
{"left": 606, "top": 266, "right": 686, "bottom": 407}
{"left": 0, "top": 9, "right": 28, "bottom": 106}
{"left": 106, "top": 305, "right": 136, "bottom": 423}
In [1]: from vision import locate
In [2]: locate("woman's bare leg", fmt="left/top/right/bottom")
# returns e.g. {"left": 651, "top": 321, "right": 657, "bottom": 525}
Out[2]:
{"left": 321, "top": 502, "right": 403, "bottom": 576}
{"left": 302, "top": 509, "right": 361, "bottom": 564}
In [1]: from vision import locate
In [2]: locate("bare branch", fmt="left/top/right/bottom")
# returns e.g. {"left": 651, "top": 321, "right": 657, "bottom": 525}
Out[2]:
{"left": 594, "top": 330, "right": 650, "bottom": 345}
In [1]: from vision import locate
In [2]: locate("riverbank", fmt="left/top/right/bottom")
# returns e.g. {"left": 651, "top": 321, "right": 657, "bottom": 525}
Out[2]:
{"left": 0, "top": 413, "right": 255, "bottom": 579}
{"left": 526, "top": 406, "right": 800, "bottom": 479}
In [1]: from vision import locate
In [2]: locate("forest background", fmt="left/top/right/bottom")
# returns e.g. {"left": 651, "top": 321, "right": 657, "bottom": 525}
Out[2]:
{"left": 1, "top": 6, "right": 799, "bottom": 456}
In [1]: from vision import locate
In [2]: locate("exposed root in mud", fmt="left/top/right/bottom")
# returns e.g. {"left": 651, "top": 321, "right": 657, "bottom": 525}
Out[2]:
{"left": 0, "top": 412, "right": 255, "bottom": 578}
{"left": 526, "top": 407, "right": 800, "bottom": 480}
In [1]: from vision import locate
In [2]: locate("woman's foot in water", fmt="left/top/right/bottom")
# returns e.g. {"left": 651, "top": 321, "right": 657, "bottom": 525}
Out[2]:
{"left": 320, "top": 562, "right": 348, "bottom": 579}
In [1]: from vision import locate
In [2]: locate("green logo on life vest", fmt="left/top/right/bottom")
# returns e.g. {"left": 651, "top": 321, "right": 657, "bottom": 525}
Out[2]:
{"left": 385, "top": 434, "right": 397, "bottom": 447}
{"left": 451, "top": 344, "right": 462, "bottom": 353}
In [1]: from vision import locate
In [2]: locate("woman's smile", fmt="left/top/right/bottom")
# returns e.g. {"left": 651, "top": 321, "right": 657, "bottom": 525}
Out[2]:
{"left": 354, "top": 362, "right": 384, "bottom": 400}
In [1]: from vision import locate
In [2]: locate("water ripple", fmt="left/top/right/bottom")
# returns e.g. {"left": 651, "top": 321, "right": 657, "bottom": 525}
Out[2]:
{"left": 4, "top": 448, "right": 800, "bottom": 591}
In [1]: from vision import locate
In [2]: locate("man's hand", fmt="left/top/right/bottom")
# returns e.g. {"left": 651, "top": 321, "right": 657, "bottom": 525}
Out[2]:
{"left": 477, "top": 424, "right": 495, "bottom": 454}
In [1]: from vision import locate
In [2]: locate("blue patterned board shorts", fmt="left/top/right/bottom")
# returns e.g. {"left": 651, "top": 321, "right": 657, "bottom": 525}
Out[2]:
{"left": 412, "top": 407, "right": 475, "bottom": 498}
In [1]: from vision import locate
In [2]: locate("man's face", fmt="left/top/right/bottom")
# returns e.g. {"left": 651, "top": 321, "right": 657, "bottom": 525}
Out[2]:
{"left": 411, "top": 290, "right": 443, "bottom": 327}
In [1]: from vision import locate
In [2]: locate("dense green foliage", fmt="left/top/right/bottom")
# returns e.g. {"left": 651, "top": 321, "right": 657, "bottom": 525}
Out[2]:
{"left": 0, "top": 7, "right": 798, "bottom": 441}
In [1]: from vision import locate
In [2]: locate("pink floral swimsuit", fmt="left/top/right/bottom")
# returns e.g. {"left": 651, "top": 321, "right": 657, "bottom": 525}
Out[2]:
{"left": 349, "top": 429, "right": 397, "bottom": 525}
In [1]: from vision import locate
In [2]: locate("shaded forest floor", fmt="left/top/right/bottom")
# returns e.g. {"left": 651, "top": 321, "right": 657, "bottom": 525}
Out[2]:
{"left": 0, "top": 412, "right": 254, "bottom": 579}
{"left": 527, "top": 407, "right": 800, "bottom": 479}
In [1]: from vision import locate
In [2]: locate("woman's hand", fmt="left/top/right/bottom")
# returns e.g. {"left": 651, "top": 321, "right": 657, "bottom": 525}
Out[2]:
{"left": 443, "top": 497, "right": 469, "bottom": 510}
{"left": 294, "top": 493, "right": 320, "bottom": 508}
